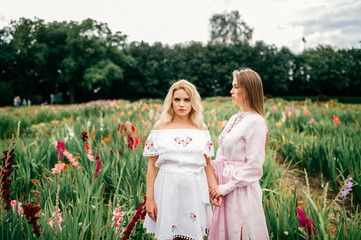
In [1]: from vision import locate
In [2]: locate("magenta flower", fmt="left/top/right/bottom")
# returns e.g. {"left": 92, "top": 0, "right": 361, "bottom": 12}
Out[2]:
{"left": 295, "top": 207, "right": 317, "bottom": 239}
{"left": 94, "top": 155, "right": 101, "bottom": 178}
{"left": 56, "top": 141, "right": 65, "bottom": 162}
{"left": 309, "top": 118, "right": 315, "bottom": 124}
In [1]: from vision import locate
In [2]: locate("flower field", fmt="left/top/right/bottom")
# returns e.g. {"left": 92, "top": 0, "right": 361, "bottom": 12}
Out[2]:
{"left": 0, "top": 98, "right": 360, "bottom": 239}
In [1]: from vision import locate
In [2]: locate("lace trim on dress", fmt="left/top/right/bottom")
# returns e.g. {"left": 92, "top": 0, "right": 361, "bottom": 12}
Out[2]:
{"left": 144, "top": 233, "right": 205, "bottom": 240}
{"left": 170, "top": 235, "right": 197, "bottom": 240}
{"left": 144, "top": 149, "right": 214, "bottom": 157}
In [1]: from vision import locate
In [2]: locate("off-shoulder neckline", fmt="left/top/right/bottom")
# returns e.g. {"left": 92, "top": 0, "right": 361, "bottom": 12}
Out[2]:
{"left": 151, "top": 129, "right": 208, "bottom": 132}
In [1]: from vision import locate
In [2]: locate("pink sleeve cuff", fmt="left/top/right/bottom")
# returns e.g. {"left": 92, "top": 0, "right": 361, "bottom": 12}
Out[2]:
{"left": 218, "top": 180, "right": 237, "bottom": 196}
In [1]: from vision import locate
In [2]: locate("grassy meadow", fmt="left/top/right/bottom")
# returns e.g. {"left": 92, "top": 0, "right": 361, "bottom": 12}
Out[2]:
{"left": 0, "top": 97, "right": 360, "bottom": 239}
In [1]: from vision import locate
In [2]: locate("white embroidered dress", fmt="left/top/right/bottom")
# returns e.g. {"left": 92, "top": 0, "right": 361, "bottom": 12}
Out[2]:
{"left": 143, "top": 129, "right": 214, "bottom": 240}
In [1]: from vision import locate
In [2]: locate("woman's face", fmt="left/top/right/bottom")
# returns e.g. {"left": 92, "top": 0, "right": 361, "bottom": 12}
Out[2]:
{"left": 230, "top": 77, "right": 247, "bottom": 106}
{"left": 172, "top": 89, "right": 192, "bottom": 118}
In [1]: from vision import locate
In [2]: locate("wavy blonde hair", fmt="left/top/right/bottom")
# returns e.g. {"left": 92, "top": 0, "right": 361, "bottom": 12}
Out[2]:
{"left": 233, "top": 68, "right": 269, "bottom": 148}
{"left": 157, "top": 80, "right": 204, "bottom": 129}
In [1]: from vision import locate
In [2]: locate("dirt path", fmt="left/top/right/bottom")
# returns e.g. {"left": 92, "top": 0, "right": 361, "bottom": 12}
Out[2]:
{"left": 276, "top": 152, "right": 338, "bottom": 202}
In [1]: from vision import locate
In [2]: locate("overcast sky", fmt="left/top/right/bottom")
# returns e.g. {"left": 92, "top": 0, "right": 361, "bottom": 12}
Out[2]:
{"left": 1, "top": 0, "right": 360, "bottom": 53}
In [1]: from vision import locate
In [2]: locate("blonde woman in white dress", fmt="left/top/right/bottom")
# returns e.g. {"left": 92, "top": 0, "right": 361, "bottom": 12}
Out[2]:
{"left": 143, "top": 80, "right": 222, "bottom": 240}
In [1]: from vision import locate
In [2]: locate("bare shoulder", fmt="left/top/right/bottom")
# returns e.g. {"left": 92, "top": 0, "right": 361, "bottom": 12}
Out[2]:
{"left": 200, "top": 123, "right": 208, "bottom": 130}
{"left": 152, "top": 121, "right": 162, "bottom": 130}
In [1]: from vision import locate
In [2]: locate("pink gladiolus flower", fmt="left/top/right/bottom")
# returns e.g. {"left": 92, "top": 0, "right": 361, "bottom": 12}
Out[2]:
{"left": 47, "top": 211, "right": 64, "bottom": 231}
{"left": 87, "top": 153, "right": 94, "bottom": 162}
{"left": 11, "top": 200, "right": 23, "bottom": 216}
{"left": 111, "top": 206, "right": 126, "bottom": 233}
{"left": 272, "top": 106, "right": 275, "bottom": 113}
{"left": 63, "top": 150, "right": 78, "bottom": 167}
{"left": 51, "top": 163, "right": 66, "bottom": 175}
{"left": 309, "top": 118, "right": 315, "bottom": 124}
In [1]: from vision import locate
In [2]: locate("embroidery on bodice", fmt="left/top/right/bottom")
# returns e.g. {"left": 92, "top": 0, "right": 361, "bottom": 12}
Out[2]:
{"left": 219, "top": 113, "right": 245, "bottom": 145}
{"left": 174, "top": 137, "right": 193, "bottom": 147}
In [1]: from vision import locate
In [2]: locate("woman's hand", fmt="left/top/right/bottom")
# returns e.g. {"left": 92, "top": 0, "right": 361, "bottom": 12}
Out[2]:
{"left": 212, "top": 195, "right": 223, "bottom": 207}
{"left": 209, "top": 186, "right": 222, "bottom": 199}
{"left": 209, "top": 186, "right": 223, "bottom": 207}
{"left": 146, "top": 199, "right": 158, "bottom": 221}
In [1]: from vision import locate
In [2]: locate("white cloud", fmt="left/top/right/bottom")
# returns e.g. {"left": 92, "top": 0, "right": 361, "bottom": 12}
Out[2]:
{"left": 0, "top": 0, "right": 359, "bottom": 53}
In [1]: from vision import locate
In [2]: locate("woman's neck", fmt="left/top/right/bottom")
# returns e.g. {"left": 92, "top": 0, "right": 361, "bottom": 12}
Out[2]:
{"left": 168, "top": 116, "right": 195, "bottom": 128}
{"left": 240, "top": 104, "right": 253, "bottom": 113}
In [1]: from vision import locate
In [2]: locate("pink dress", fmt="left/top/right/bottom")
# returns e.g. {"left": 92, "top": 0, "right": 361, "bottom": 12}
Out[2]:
{"left": 209, "top": 111, "right": 269, "bottom": 240}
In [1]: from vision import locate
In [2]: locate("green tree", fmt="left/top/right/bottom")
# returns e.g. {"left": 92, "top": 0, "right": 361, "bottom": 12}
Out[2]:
{"left": 1, "top": 18, "right": 48, "bottom": 103}
{"left": 303, "top": 45, "right": 349, "bottom": 96}
{"left": 209, "top": 10, "right": 253, "bottom": 45}
{"left": 59, "top": 18, "right": 130, "bottom": 103}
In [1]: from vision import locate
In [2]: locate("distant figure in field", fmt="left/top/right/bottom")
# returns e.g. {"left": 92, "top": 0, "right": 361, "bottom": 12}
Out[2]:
{"left": 22, "top": 99, "right": 27, "bottom": 106}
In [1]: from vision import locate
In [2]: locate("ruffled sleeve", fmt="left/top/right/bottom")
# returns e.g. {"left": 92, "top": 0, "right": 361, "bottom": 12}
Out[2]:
{"left": 203, "top": 131, "right": 215, "bottom": 157}
{"left": 218, "top": 117, "right": 267, "bottom": 196}
{"left": 143, "top": 132, "right": 158, "bottom": 157}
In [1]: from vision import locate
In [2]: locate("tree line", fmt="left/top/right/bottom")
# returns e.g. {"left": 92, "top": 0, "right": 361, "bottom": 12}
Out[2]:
{"left": 0, "top": 11, "right": 360, "bottom": 106}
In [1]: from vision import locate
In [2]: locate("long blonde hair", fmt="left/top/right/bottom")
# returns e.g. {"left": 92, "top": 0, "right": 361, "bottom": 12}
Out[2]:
{"left": 157, "top": 80, "right": 204, "bottom": 129}
{"left": 233, "top": 68, "right": 269, "bottom": 148}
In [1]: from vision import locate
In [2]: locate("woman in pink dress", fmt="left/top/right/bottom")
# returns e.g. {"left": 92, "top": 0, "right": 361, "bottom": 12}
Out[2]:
{"left": 209, "top": 68, "right": 269, "bottom": 240}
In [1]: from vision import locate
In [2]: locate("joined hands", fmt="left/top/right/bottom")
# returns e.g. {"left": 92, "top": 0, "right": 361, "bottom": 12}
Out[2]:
{"left": 209, "top": 186, "right": 223, "bottom": 207}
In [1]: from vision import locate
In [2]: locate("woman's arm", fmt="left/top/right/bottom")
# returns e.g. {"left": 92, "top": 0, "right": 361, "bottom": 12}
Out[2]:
{"left": 218, "top": 117, "right": 267, "bottom": 196}
{"left": 204, "top": 155, "right": 222, "bottom": 206}
{"left": 146, "top": 156, "right": 158, "bottom": 221}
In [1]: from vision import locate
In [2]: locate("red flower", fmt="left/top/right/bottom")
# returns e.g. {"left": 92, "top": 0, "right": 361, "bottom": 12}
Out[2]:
{"left": 94, "top": 155, "right": 101, "bottom": 179}
{"left": 23, "top": 204, "right": 41, "bottom": 237}
{"left": 1, "top": 147, "right": 16, "bottom": 210}
{"left": 121, "top": 196, "right": 147, "bottom": 239}
{"left": 81, "top": 131, "right": 88, "bottom": 141}
{"left": 127, "top": 134, "right": 139, "bottom": 149}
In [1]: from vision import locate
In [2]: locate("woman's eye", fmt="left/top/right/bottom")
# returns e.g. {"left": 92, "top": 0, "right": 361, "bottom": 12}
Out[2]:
{"left": 185, "top": 99, "right": 190, "bottom": 102}
{"left": 174, "top": 98, "right": 180, "bottom": 101}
